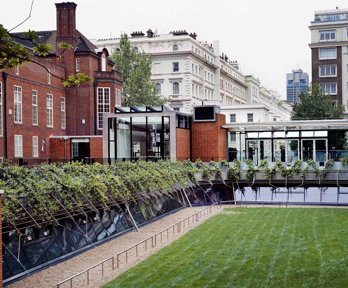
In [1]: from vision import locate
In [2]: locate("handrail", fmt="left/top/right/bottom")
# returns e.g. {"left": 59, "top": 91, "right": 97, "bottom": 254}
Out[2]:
{"left": 57, "top": 204, "right": 223, "bottom": 288}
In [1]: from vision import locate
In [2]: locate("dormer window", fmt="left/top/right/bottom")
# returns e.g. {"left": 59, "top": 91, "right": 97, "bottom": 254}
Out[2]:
{"left": 101, "top": 54, "right": 106, "bottom": 71}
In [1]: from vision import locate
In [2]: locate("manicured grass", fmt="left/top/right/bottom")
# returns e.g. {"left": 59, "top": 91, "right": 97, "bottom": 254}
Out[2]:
{"left": 103, "top": 208, "right": 348, "bottom": 288}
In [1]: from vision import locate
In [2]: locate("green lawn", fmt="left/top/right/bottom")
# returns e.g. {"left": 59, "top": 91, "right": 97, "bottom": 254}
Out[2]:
{"left": 103, "top": 207, "right": 348, "bottom": 288}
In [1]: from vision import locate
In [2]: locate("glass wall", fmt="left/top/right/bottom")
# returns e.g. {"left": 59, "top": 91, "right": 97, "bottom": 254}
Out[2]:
{"left": 109, "top": 116, "right": 171, "bottom": 161}
{"left": 116, "top": 117, "right": 131, "bottom": 160}
{"left": 227, "top": 129, "right": 348, "bottom": 164}
{"left": 228, "top": 131, "right": 246, "bottom": 162}
{"left": 132, "top": 117, "right": 147, "bottom": 160}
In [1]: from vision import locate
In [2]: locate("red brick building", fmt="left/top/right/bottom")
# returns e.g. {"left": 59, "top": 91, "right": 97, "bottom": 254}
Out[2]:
{"left": 0, "top": 2, "right": 122, "bottom": 163}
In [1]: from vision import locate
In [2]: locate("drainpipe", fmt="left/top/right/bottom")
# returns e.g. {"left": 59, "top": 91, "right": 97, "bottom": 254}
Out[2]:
{"left": 2, "top": 72, "right": 8, "bottom": 159}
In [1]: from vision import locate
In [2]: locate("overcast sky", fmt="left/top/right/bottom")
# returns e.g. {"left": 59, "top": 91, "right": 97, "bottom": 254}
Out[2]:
{"left": 1, "top": 0, "right": 347, "bottom": 99}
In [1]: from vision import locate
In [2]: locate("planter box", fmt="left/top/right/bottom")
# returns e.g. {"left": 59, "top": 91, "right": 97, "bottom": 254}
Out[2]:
{"left": 255, "top": 172, "right": 267, "bottom": 180}
{"left": 303, "top": 171, "right": 319, "bottom": 181}
{"left": 322, "top": 171, "right": 339, "bottom": 181}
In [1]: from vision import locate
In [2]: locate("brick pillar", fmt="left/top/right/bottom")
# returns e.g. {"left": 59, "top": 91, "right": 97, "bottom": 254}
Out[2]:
{"left": 191, "top": 113, "right": 227, "bottom": 162}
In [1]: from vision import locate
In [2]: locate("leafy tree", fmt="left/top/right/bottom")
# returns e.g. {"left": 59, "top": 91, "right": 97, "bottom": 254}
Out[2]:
{"left": 112, "top": 33, "right": 167, "bottom": 106}
{"left": 0, "top": 24, "right": 92, "bottom": 87}
{"left": 292, "top": 83, "right": 345, "bottom": 120}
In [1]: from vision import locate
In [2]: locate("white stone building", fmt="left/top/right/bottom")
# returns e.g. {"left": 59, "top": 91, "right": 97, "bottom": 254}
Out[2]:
{"left": 92, "top": 30, "right": 291, "bottom": 119}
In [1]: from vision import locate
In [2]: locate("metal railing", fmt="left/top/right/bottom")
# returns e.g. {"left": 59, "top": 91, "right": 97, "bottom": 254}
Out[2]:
{"left": 57, "top": 204, "right": 223, "bottom": 288}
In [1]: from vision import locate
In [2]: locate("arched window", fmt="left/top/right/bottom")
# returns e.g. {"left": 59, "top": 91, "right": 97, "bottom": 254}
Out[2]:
{"left": 101, "top": 54, "right": 106, "bottom": 71}
{"left": 155, "top": 83, "right": 161, "bottom": 95}
{"left": 173, "top": 82, "right": 179, "bottom": 94}
{"left": 173, "top": 44, "right": 178, "bottom": 51}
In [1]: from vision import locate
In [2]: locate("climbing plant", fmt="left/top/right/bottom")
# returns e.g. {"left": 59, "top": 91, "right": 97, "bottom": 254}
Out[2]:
{"left": 0, "top": 160, "right": 197, "bottom": 227}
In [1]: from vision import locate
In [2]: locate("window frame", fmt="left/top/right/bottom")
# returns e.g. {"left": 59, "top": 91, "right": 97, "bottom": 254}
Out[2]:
{"left": 319, "top": 65, "right": 337, "bottom": 77}
{"left": 155, "top": 83, "right": 161, "bottom": 95}
{"left": 14, "top": 85, "right": 22, "bottom": 124}
{"left": 320, "top": 82, "right": 337, "bottom": 95}
{"left": 76, "top": 58, "right": 80, "bottom": 72}
{"left": 172, "top": 82, "right": 180, "bottom": 95}
{"left": 46, "top": 93, "right": 54, "bottom": 128}
{"left": 230, "top": 114, "right": 236, "bottom": 123}
{"left": 101, "top": 54, "right": 106, "bottom": 71}
{"left": 319, "top": 30, "right": 336, "bottom": 42}
{"left": 172, "top": 62, "right": 179, "bottom": 72}
{"left": 60, "top": 97, "right": 66, "bottom": 129}
{"left": 32, "top": 90, "right": 38, "bottom": 126}
{"left": 247, "top": 113, "right": 254, "bottom": 123}
{"left": 319, "top": 47, "right": 337, "bottom": 60}
{"left": 230, "top": 132, "right": 237, "bottom": 142}
{"left": 32, "top": 136, "right": 39, "bottom": 158}
{"left": 14, "top": 135, "right": 23, "bottom": 158}
{"left": 115, "top": 88, "right": 122, "bottom": 106}
{"left": 97, "top": 87, "right": 110, "bottom": 130}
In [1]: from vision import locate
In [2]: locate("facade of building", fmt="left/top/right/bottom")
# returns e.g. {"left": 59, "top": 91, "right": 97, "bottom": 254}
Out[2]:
{"left": 103, "top": 105, "right": 348, "bottom": 165}
{"left": 0, "top": 2, "right": 123, "bottom": 162}
{"left": 286, "top": 69, "right": 309, "bottom": 104}
{"left": 309, "top": 8, "right": 348, "bottom": 111}
{"left": 93, "top": 31, "right": 292, "bottom": 119}
{"left": 224, "top": 119, "right": 348, "bottom": 164}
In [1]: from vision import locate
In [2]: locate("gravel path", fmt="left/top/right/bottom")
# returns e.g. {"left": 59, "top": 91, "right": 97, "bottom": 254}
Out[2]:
{"left": 8, "top": 205, "right": 224, "bottom": 288}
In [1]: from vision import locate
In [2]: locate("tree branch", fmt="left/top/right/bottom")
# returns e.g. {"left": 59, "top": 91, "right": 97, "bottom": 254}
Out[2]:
{"left": 9, "top": 0, "right": 35, "bottom": 32}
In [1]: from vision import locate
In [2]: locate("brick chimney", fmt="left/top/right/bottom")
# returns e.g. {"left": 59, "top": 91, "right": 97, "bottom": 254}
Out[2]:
{"left": 55, "top": 2, "right": 77, "bottom": 76}
{"left": 56, "top": 2, "right": 77, "bottom": 39}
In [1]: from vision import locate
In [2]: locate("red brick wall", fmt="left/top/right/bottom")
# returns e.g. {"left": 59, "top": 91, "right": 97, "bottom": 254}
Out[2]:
{"left": 176, "top": 128, "right": 191, "bottom": 161}
{"left": 65, "top": 55, "right": 122, "bottom": 136}
{"left": 49, "top": 137, "right": 102, "bottom": 160}
{"left": 90, "top": 137, "right": 103, "bottom": 159}
{"left": 50, "top": 138, "right": 71, "bottom": 159}
{"left": 191, "top": 113, "right": 227, "bottom": 162}
{"left": 0, "top": 61, "right": 66, "bottom": 160}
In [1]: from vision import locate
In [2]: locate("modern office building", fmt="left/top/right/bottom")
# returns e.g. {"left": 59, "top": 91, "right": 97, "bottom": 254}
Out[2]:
{"left": 286, "top": 69, "right": 309, "bottom": 104}
{"left": 93, "top": 32, "right": 292, "bottom": 119}
{"left": 309, "top": 8, "right": 348, "bottom": 112}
